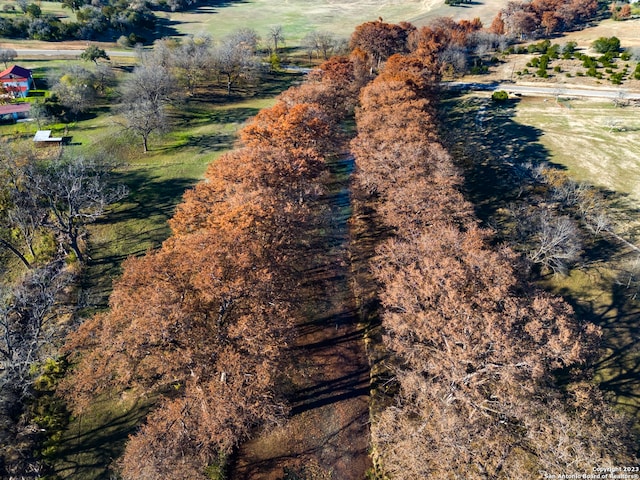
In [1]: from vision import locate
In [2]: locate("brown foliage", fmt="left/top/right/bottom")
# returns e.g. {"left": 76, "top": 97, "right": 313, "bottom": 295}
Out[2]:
{"left": 352, "top": 48, "right": 637, "bottom": 477}
{"left": 60, "top": 64, "right": 358, "bottom": 477}
{"left": 493, "top": 0, "right": 598, "bottom": 38}
{"left": 349, "top": 20, "right": 414, "bottom": 71}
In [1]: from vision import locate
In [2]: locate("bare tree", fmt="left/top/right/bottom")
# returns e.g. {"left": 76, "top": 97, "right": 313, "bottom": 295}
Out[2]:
{"left": 173, "top": 35, "right": 214, "bottom": 96}
{"left": 268, "top": 25, "right": 285, "bottom": 54}
{"left": 522, "top": 210, "right": 582, "bottom": 275}
{"left": 0, "top": 48, "right": 17, "bottom": 68}
{"left": 119, "top": 99, "right": 168, "bottom": 153}
{"left": 121, "top": 63, "right": 175, "bottom": 111}
{"left": 21, "top": 155, "right": 128, "bottom": 262}
{"left": 303, "top": 30, "right": 338, "bottom": 61}
{"left": 0, "top": 260, "right": 73, "bottom": 478}
{"left": 0, "top": 260, "right": 72, "bottom": 398}
{"left": 119, "top": 63, "right": 176, "bottom": 151}
{"left": 213, "top": 30, "right": 260, "bottom": 95}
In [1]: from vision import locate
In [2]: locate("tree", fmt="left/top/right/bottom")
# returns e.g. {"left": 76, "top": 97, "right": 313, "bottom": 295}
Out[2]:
{"left": 25, "top": 3, "right": 41, "bottom": 18}
{"left": 119, "top": 63, "right": 175, "bottom": 151}
{"left": 593, "top": 36, "right": 621, "bottom": 54}
{"left": 51, "top": 66, "right": 97, "bottom": 117}
{"left": 0, "top": 260, "right": 72, "bottom": 399}
{"left": 121, "top": 63, "right": 175, "bottom": 110}
{"left": 172, "top": 35, "right": 214, "bottom": 96}
{"left": 0, "top": 260, "right": 73, "bottom": 479}
{"left": 119, "top": 99, "right": 168, "bottom": 153}
{"left": 79, "top": 44, "right": 110, "bottom": 64}
{"left": 267, "top": 25, "right": 284, "bottom": 54}
{"left": 20, "top": 154, "right": 128, "bottom": 262}
{"left": 61, "top": 0, "right": 86, "bottom": 12}
{"left": 303, "top": 31, "right": 338, "bottom": 61}
{"left": 0, "top": 48, "right": 17, "bottom": 68}
{"left": 350, "top": 20, "right": 412, "bottom": 71}
{"left": 212, "top": 30, "right": 260, "bottom": 95}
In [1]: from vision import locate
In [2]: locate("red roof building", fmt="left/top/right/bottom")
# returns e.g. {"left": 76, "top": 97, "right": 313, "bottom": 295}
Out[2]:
{"left": 0, "top": 65, "right": 34, "bottom": 98}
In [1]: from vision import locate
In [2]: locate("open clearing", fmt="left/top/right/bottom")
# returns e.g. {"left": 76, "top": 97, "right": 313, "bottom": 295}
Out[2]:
{"left": 166, "top": 0, "right": 508, "bottom": 44}
{"left": 515, "top": 97, "right": 640, "bottom": 206}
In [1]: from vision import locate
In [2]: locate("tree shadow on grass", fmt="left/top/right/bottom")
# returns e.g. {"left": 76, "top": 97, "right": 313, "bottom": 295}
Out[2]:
{"left": 82, "top": 171, "right": 199, "bottom": 310}
{"left": 441, "top": 92, "right": 640, "bottom": 426}
{"left": 53, "top": 396, "right": 154, "bottom": 480}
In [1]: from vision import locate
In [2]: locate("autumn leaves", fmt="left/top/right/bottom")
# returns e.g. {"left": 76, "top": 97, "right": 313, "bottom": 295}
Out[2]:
{"left": 350, "top": 29, "right": 636, "bottom": 479}
{"left": 60, "top": 18, "right": 638, "bottom": 479}
{"left": 61, "top": 61, "right": 354, "bottom": 478}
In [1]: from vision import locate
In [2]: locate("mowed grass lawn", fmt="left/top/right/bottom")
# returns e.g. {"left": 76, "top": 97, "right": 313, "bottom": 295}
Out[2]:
{"left": 165, "top": 0, "right": 509, "bottom": 45}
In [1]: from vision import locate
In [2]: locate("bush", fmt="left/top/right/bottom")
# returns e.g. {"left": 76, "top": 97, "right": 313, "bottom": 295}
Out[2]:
{"left": 117, "top": 35, "right": 131, "bottom": 48}
{"left": 593, "top": 36, "right": 621, "bottom": 54}
{"left": 492, "top": 90, "right": 509, "bottom": 102}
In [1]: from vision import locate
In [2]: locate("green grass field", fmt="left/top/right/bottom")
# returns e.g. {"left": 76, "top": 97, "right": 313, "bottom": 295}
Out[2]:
{"left": 0, "top": 1, "right": 76, "bottom": 21}
{"left": 164, "top": 0, "right": 507, "bottom": 45}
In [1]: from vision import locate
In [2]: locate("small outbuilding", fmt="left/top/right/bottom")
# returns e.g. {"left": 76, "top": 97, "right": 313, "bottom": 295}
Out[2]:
{"left": 33, "top": 130, "right": 63, "bottom": 147}
{"left": 0, "top": 103, "right": 31, "bottom": 121}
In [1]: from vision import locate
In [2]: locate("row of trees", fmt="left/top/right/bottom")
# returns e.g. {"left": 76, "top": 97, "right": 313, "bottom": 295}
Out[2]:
{"left": 0, "top": 143, "right": 127, "bottom": 475}
{"left": 490, "top": 0, "right": 599, "bottom": 38}
{"left": 349, "top": 22, "right": 637, "bottom": 478}
{"left": 59, "top": 55, "right": 362, "bottom": 478}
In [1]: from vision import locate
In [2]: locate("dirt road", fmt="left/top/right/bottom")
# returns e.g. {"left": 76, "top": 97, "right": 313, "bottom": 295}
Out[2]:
{"left": 230, "top": 157, "right": 372, "bottom": 479}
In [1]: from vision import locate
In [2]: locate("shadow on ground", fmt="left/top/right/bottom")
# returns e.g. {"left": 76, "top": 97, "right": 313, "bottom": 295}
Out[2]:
{"left": 441, "top": 92, "right": 640, "bottom": 426}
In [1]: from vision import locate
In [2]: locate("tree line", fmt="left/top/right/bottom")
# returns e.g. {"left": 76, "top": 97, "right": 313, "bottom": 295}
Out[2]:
{"left": 348, "top": 19, "right": 638, "bottom": 479}
{"left": 57, "top": 55, "right": 363, "bottom": 478}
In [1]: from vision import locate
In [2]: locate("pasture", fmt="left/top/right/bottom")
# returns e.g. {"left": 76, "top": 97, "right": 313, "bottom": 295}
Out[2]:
{"left": 443, "top": 91, "right": 640, "bottom": 424}
{"left": 166, "top": 0, "right": 508, "bottom": 44}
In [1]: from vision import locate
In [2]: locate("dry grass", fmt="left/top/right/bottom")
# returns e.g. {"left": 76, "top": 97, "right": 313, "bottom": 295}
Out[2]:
{"left": 167, "top": 0, "right": 509, "bottom": 44}
{"left": 514, "top": 97, "right": 640, "bottom": 205}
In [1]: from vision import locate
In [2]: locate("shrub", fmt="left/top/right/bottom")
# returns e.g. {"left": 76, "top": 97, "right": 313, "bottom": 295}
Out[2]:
{"left": 593, "top": 36, "right": 621, "bottom": 55}
{"left": 492, "top": 90, "right": 509, "bottom": 102}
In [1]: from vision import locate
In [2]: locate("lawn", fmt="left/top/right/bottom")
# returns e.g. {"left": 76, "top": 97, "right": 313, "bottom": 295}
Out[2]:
{"left": 165, "top": 0, "right": 508, "bottom": 45}
{"left": 515, "top": 97, "right": 640, "bottom": 206}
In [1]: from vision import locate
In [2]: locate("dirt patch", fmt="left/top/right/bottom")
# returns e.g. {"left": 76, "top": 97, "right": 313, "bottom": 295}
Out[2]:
{"left": 230, "top": 157, "right": 372, "bottom": 480}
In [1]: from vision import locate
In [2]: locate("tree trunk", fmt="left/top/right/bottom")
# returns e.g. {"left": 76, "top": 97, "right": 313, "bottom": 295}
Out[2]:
{"left": 143, "top": 134, "right": 149, "bottom": 153}
{"left": 68, "top": 234, "right": 84, "bottom": 263}
{"left": 0, "top": 238, "right": 31, "bottom": 268}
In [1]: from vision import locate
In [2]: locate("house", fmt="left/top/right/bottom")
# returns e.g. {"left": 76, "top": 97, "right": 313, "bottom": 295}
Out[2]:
{"left": 33, "top": 130, "right": 63, "bottom": 147}
{"left": 0, "top": 65, "right": 34, "bottom": 98}
{"left": 0, "top": 103, "right": 31, "bottom": 121}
